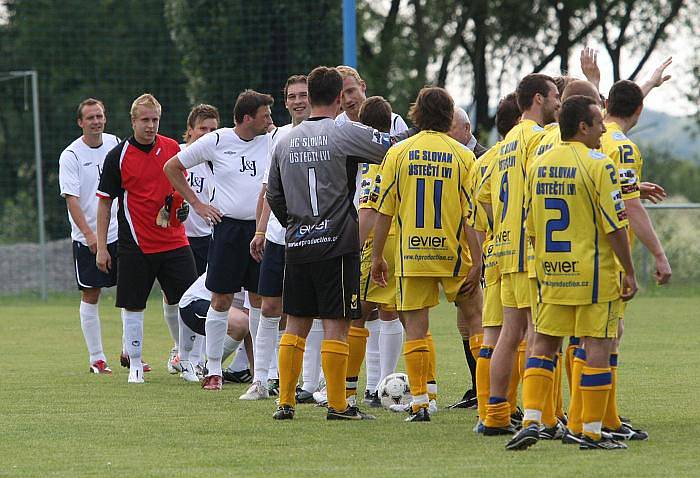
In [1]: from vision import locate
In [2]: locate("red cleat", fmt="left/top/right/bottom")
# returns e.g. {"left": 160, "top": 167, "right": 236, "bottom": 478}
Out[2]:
{"left": 202, "top": 375, "right": 223, "bottom": 391}
{"left": 89, "top": 360, "right": 113, "bottom": 375}
{"left": 120, "top": 352, "right": 152, "bottom": 372}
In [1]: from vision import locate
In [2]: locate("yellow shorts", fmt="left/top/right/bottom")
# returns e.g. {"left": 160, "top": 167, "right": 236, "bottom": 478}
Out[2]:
{"left": 618, "top": 301, "right": 627, "bottom": 320}
{"left": 534, "top": 300, "right": 620, "bottom": 339}
{"left": 482, "top": 280, "right": 504, "bottom": 327}
{"left": 360, "top": 236, "right": 396, "bottom": 309}
{"left": 500, "top": 272, "right": 531, "bottom": 309}
{"left": 396, "top": 276, "right": 466, "bottom": 311}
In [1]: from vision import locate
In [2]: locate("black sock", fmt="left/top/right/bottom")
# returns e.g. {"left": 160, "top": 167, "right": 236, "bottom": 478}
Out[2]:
{"left": 462, "top": 339, "right": 477, "bottom": 390}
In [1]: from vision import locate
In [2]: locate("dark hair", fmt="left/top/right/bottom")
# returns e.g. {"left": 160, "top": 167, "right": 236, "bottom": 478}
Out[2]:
{"left": 307, "top": 66, "right": 343, "bottom": 106}
{"left": 559, "top": 95, "right": 598, "bottom": 141}
{"left": 607, "top": 80, "right": 643, "bottom": 118}
{"left": 516, "top": 73, "right": 556, "bottom": 111}
{"left": 283, "top": 74, "right": 307, "bottom": 99}
{"left": 183, "top": 104, "right": 220, "bottom": 141}
{"left": 408, "top": 86, "right": 454, "bottom": 133}
{"left": 359, "top": 96, "right": 392, "bottom": 133}
{"left": 77, "top": 98, "right": 105, "bottom": 120}
{"left": 233, "top": 90, "right": 274, "bottom": 124}
{"left": 495, "top": 92, "right": 521, "bottom": 138}
{"left": 553, "top": 76, "right": 575, "bottom": 99}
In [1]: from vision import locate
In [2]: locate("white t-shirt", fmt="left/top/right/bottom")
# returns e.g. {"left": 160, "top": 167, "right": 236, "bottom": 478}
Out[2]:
{"left": 179, "top": 272, "right": 245, "bottom": 308}
{"left": 335, "top": 111, "right": 409, "bottom": 207}
{"left": 177, "top": 128, "right": 270, "bottom": 220}
{"left": 263, "top": 124, "right": 293, "bottom": 245}
{"left": 179, "top": 143, "right": 214, "bottom": 238}
{"left": 58, "top": 134, "right": 120, "bottom": 245}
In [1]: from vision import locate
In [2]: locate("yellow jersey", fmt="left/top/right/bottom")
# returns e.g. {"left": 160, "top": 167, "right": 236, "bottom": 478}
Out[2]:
{"left": 377, "top": 130, "right": 476, "bottom": 277}
{"left": 478, "top": 119, "right": 545, "bottom": 274}
{"left": 472, "top": 144, "right": 500, "bottom": 286}
{"left": 525, "top": 141, "right": 629, "bottom": 305}
{"left": 600, "top": 122, "right": 642, "bottom": 201}
{"left": 535, "top": 123, "right": 561, "bottom": 158}
{"left": 358, "top": 163, "right": 395, "bottom": 238}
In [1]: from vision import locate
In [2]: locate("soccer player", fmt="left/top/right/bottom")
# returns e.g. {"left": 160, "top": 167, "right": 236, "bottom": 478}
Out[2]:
{"left": 371, "top": 86, "right": 482, "bottom": 422}
{"left": 96, "top": 93, "right": 197, "bottom": 384}
{"left": 164, "top": 90, "right": 273, "bottom": 391}
{"left": 59, "top": 98, "right": 120, "bottom": 374}
{"left": 266, "top": 66, "right": 397, "bottom": 420}
{"left": 507, "top": 95, "right": 637, "bottom": 450}
{"left": 241, "top": 75, "right": 311, "bottom": 400}
{"left": 597, "top": 79, "right": 671, "bottom": 440}
{"left": 178, "top": 272, "right": 249, "bottom": 382}
{"left": 478, "top": 74, "right": 560, "bottom": 434}
{"left": 335, "top": 65, "right": 409, "bottom": 407}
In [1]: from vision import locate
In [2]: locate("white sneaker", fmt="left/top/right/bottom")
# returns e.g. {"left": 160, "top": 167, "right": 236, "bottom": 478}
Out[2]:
{"left": 128, "top": 366, "right": 144, "bottom": 384}
{"left": 428, "top": 399, "right": 438, "bottom": 414}
{"left": 389, "top": 402, "right": 411, "bottom": 413}
{"left": 194, "top": 363, "right": 206, "bottom": 380}
{"left": 180, "top": 361, "right": 200, "bottom": 383}
{"left": 167, "top": 347, "right": 182, "bottom": 374}
{"left": 313, "top": 386, "right": 328, "bottom": 406}
{"left": 239, "top": 381, "right": 269, "bottom": 400}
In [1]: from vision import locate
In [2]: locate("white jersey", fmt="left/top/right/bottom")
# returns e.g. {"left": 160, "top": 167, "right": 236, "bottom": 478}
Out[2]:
{"left": 263, "top": 124, "right": 293, "bottom": 245}
{"left": 179, "top": 143, "right": 213, "bottom": 238}
{"left": 335, "top": 111, "right": 409, "bottom": 207}
{"left": 58, "top": 134, "right": 120, "bottom": 245}
{"left": 178, "top": 128, "right": 270, "bottom": 220}
{"left": 179, "top": 272, "right": 245, "bottom": 308}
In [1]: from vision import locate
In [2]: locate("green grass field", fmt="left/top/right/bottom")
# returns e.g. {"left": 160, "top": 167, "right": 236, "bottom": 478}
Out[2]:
{"left": 1, "top": 289, "right": 698, "bottom": 477}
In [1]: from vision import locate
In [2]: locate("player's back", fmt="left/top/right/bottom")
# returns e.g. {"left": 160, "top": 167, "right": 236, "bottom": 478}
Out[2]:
{"left": 526, "top": 141, "right": 628, "bottom": 305}
{"left": 377, "top": 130, "right": 475, "bottom": 277}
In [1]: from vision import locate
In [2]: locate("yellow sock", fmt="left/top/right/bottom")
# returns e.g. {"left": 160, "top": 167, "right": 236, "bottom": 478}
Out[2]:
{"left": 554, "top": 351, "right": 565, "bottom": 420}
{"left": 321, "top": 339, "right": 350, "bottom": 412}
{"left": 567, "top": 347, "right": 586, "bottom": 434}
{"left": 581, "top": 365, "right": 613, "bottom": 441}
{"left": 278, "top": 334, "right": 306, "bottom": 407}
{"left": 602, "top": 353, "right": 622, "bottom": 430}
{"left": 541, "top": 357, "right": 557, "bottom": 428}
{"left": 521, "top": 356, "right": 555, "bottom": 427}
{"left": 345, "top": 326, "right": 369, "bottom": 399}
{"left": 425, "top": 332, "right": 437, "bottom": 401}
{"left": 484, "top": 400, "right": 511, "bottom": 428}
{"left": 476, "top": 346, "right": 493, "bottom": 422}
{"left": 518, "top": 340, "right": 527, "bottom": 379}
{"left": 404, "top": 339, "right": 429, "bottom": 412}
{"left": 565, "top": 337, "right": 580, "bottom": 392}
{"left": 506, "top": 350, "right": 521, "bottom": 414}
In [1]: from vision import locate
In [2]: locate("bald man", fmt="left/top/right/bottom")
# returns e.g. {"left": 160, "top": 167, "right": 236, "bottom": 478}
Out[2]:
{"left": 448, "top": 107, "right": 487, "bottom": 158}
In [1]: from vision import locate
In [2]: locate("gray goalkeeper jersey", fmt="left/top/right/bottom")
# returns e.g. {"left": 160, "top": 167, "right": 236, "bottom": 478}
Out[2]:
{"left": 266, "top": 116, "right": 392, "bottom": 264}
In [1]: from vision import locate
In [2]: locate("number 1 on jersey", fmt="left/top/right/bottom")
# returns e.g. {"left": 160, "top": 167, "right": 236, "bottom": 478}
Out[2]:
{"left": 308, "top": 167, "right": 319, "bottom": 217}
{"left": 415, "top": 178, "right": 443, "bottom": 229}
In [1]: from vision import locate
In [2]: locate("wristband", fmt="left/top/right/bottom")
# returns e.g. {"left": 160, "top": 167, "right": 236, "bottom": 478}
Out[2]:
{"left": 255, "top": 231, "right": 265, "bottom": 236}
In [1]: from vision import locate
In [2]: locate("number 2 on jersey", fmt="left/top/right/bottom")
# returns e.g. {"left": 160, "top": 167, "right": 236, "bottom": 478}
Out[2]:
{"left": 415, "top": 178, "right": 443, "bottom": 229}
{"left": 544, "top": 198, "right": 571, "bottom": 252}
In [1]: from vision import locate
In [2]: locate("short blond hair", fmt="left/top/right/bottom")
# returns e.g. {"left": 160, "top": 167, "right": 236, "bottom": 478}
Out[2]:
{"left": 130, "top": 93, "right": 162, "bottom": 118}
{"left": 336, "top": 65, "right": 363, "bottom": 84}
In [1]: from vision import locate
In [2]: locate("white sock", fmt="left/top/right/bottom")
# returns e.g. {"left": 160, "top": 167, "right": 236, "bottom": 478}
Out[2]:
{"left": 122, "top": 309, "right": 144, "bottom": 371}
{"left": 302, "top": 319, "right": 324, "bottom": 392}
{"left": 162, "top": 301, "right": 180, "bottom": 349}
{"left": 80, "top": 301, "right": 106, "bottom": 364}
{"left": 269, "top": 328, "right": 282, "bottom": 380}
{"left": 365, "top": 319, "right": 381, "bottom": 393}
{"left": 229, "top": 343, "right": 249, "bottom": 372}
{"left": 178, "top": 316, "right": 198, "bottom": 363}
{"left": 222, "top": 335, "right": 242, "bottom": 362}
{"left": 379, "top": 318, "right": 404, "bottom": 385}
{"left": 252, "top": 315, "right": 280, "bottom": 384}
{"left": 248, "top": 306, "right": 261, "bottom": 348}
{"left": 190, "top": 335, "right": 205, "bottom": 366}
{"left": 204, "top": 307, "right": 228, "bottom": 377}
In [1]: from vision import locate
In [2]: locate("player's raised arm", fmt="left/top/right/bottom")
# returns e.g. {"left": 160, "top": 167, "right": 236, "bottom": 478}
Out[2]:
{"left": 639, "top": 57, "right": 672, "bottom": 97}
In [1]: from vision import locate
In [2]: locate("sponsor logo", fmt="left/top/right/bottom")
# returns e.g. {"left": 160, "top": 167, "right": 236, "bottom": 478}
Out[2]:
{"left": 131, "top": 340, "right": 141, "bottom": 347}
{"left": 223, "top": 150, "right": 236, "bottom": 155}
{"left": 83, "top": 162, "right": 93, "bottom": 167}
{"left": 371, "top": 130, "right": 391, "bottom": 147}
{"left": 188, "top": 174, "right": 205, "bottom": 194}
{"left": 351, "top": 294, "right": 358, "bottom": 309}
{"left": 589, "top": 150, "right": 606, "bottom": 160}
{"left": 543, "top": 260, "right": 579, "bottom": 274}
{"left": 239, "top": 156, "right": 257, "bottom": 176}
{"left": 295, "top": 219, "right": 331, "bottom": 238}
{"left": 610, "top": 189, "right": 622, "bottom": 202}
{"left": 408, "top": 235, "right": 447, "bottom": 250}
{"left": 619, "top": 168, "right": 637, "bottom": 184}
{"left": 495, "top": 230, "right": 511, "bottom": 244}
{"left": 612, "top": 131, "right": 627, "bottom": 141}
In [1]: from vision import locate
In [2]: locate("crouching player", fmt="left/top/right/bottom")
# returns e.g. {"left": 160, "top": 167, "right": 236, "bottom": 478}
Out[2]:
{"left": 178, "top": 272, "right": 250, "bottom": 383}
{"left": 506, "top": 95, "right": 637, "bottom": 450}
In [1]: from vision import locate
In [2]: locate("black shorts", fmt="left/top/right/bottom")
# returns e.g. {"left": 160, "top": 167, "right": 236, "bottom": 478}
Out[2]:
{"left": 206, "top": 218, "right": 259, "bottom": 294}
{"left": 283, "top": 252, "right": 361, "bottom": 319}
{"left": 73, "top": 240, "right": 118, "bottom": 290}
{"left": 179, "top": 299, "right": 209, "bottom": 336}
{"left": 188, "top": 235, "right": 211, "bottom": 276}
{"left": 258, "top": 241, "right": 285, "bottom": 298}
{"left": 116, "top": 246, "right": 197, "bottom": 310}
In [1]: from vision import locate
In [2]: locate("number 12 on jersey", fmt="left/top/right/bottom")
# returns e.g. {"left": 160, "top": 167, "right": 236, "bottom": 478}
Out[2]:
{"left": 415, "top": 178, "right": 443, "bottom": 229}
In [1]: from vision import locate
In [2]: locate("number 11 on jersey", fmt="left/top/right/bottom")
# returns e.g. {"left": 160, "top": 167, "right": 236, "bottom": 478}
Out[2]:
{"left": 415, "top": 178, "right": 443, "bottom": 229}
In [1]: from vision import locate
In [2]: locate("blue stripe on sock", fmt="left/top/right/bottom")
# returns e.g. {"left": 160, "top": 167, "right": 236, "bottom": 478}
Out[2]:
{"left": 574, "top": 348, "right": 587, "bottom": 360}
{"left": 479, "top": 347, "right": 493, "bottom": 359}
{"left": 569, "top": 337, "right": 581, "bottom": 346}
{"left": 580, "top": 372, "right": 612, "bottom": 387}
{"left": 526, "top": 356, "right": 555, "bottom": 372}
{"left": 488, "top": 396, "right": 507, "bottom": 405}
{"left": 610, "top": 354, "right": 618, "bottom": 367}
{"left": 552, "top": 354, "right": 559, "bottom": 367}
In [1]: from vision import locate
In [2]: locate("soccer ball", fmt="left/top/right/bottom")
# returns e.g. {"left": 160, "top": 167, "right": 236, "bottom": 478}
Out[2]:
{"left": 378, "top": 372, "right": 411, "bottom": 409}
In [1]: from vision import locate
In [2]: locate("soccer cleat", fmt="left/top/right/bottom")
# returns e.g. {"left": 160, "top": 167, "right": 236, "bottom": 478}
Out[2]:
{"left": 540, "top": 420, "right": 566, "bottom": 440}
{"left": 363, "top": 390, "right": 382, "bottom": 408}
{"left": 296, "top": 389, "right": 316, "bottom": 404}
{"left": 202, "top": 375, "right": 223, "bottom": 391}
{"left": 619, "top": 415, "right": 632, "bottom": 427}
{"left": 473, "top": 419, "right": 485, "bottom": 434}
{"left": 506, "top": 424, "right": 540, "bottom": 450}
{"left": 579, "top": 435, "right": 628, "bottom": 450}
{"left": 562, "top": 429, "right": 584, "bottom": 445}
{"left": 239, "top": 381, "right": 269, "bottom": 400}
{"left": 179, "top": 361, "right": 200, "bottom": 383}
{"left": 167, "top": 347, "right": 183, "bottom": 374}
{"left": 405, "top": 407, "right": 431, "bottom": 422}
{"left": 447, "top": 389, "right": 477, "bottom": 409}
{"left": 510, "top": 407, "right": 524, "bottom": 429}
{"left": 89, "top": 360, "right": 112, "bottom": 375}
{"left": 267, "top": 379, "right": 280, "bottom": 397}
{"left": 313, "top": 386, "right": 328, "bottom": 407}
{"left": 428, "top": 399, "right": 438, "bottom": 414}
{"left": 128, "top": 367, "right": 144, "bottom": 384}
{"left": 604, "top": 424, "right": 649, "bottom": 441}
{"left": 483, "top": 424, "right": 517, "bottom": 436}
{"left": 222, "top": 368, "right": 253, "bottom": 383}
{"left": 194, "top": 363, "right": 207, "bottom": 379}
{"left": 389, "top": 403, "right": 411, "bottom": 413}
{"left": 557, "top": 413, "right": 568, "bottom": 426}
{"left": 327, "top": 405, "right": 376, "bottom": 421}
{"left": 273, "top": 405, "right": 295, "bottom": 420}
{"left": 120, "top": 353, "right": 151, "bottom": 372}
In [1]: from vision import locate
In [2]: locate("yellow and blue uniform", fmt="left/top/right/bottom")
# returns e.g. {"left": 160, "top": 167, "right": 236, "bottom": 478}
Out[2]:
{"left": 377, "top": 130, "right": 476, "bottom": 311}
